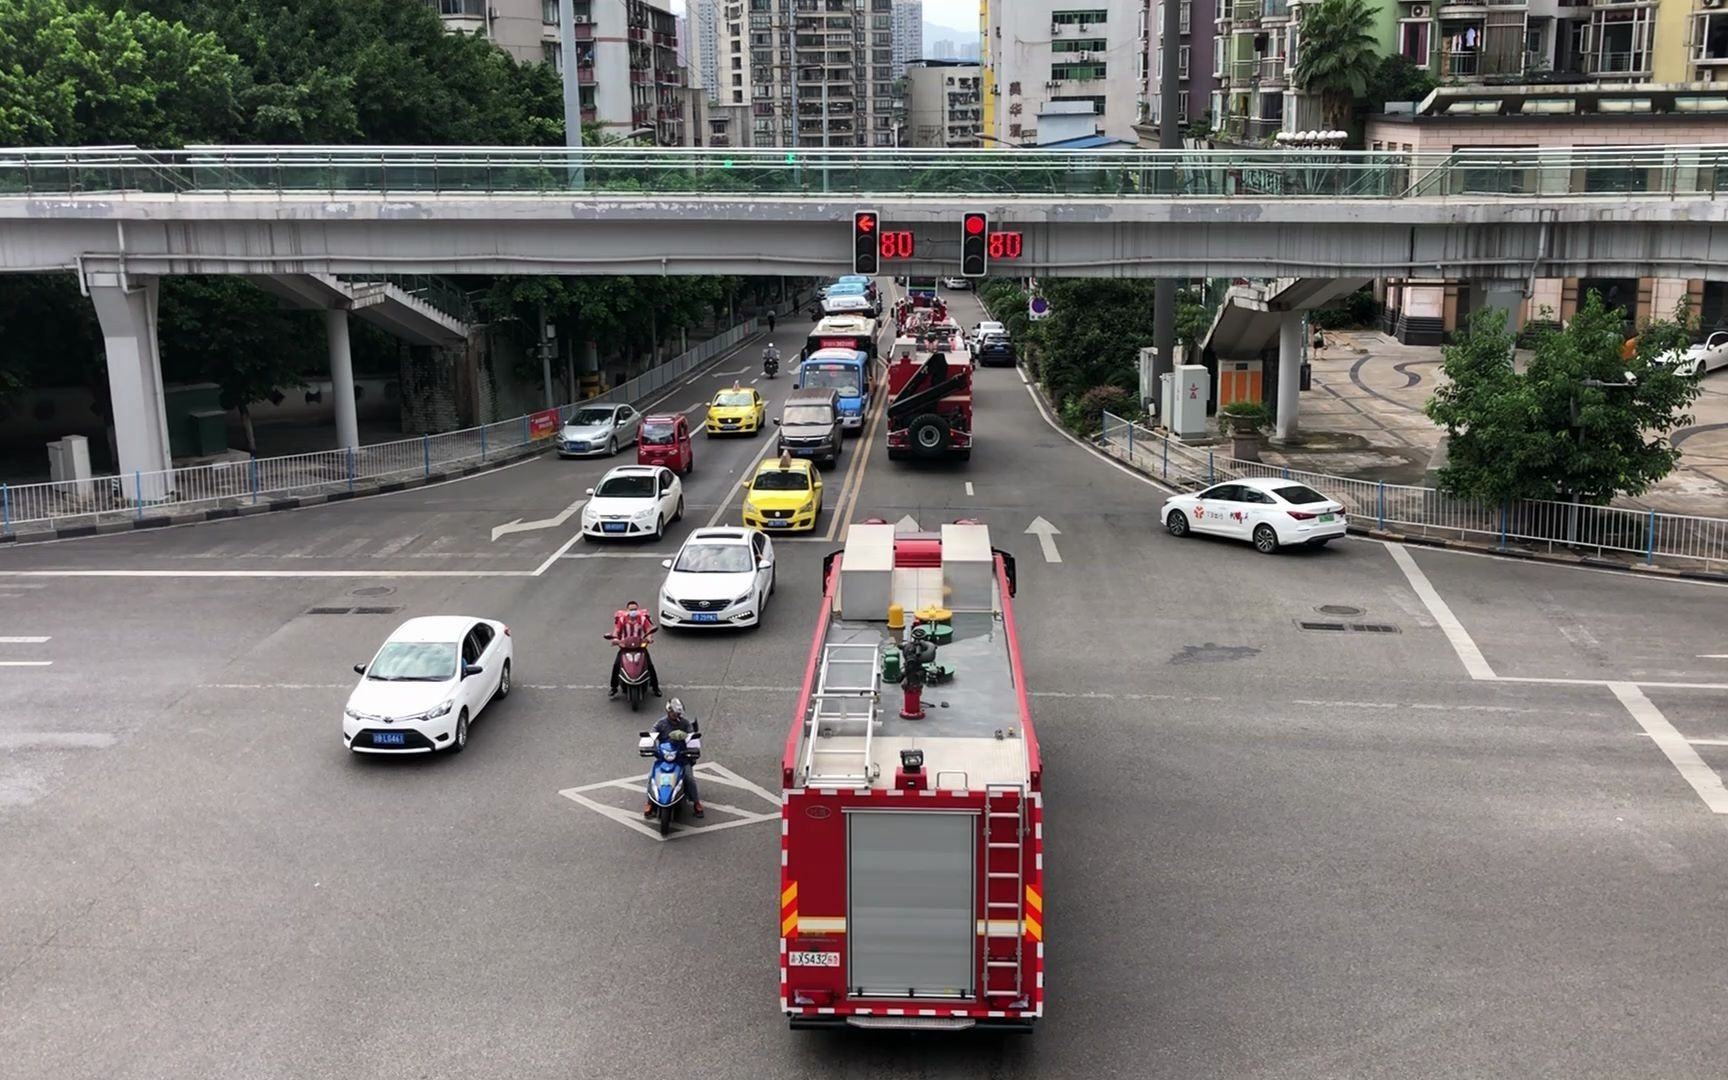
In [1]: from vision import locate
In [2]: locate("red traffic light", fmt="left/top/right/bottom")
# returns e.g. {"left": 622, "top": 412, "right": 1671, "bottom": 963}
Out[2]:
{"left": 856, "top": 212, "right": 876, "bottom": 233}
{"left": 964, "top": 214, "right": 985, "bottom": 236}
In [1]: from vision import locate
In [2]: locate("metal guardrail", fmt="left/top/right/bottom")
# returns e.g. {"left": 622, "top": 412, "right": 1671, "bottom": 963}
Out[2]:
{"left": 0, "top": 145, "right": 1725, "bottom": 199}
{"left": 0, "top": 313, "right": 776, "bottom": 534}
{"left": 1098, "top": 410, "right": 1728, "bottom": 573}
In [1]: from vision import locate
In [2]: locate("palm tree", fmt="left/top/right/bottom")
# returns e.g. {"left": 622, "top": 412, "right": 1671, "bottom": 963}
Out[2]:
{"left": 1293, "top": 0, "right": 1381, "bottom": 131}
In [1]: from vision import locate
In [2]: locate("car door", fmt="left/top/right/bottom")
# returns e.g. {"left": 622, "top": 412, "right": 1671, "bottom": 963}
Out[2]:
{"left": 467, "top": 622, "right": 500, "bottom": 703}
{"left": 1707, "top": 331, "right": 1728, "bottom": 373}
{"left": 1187, "top": 484, "right": 1240, "bottom": 537}
{"left": 810, "top": 465, "right": 825, "bottom": 513}
{"left": 751, "top": 532, "right": 773, "bottom": 599}
{"left": 618, "top": 407, "right": 639, "bottom": 446}
{"left": 1235, "top": 487, "right": 1279, "bottom": 539}
{"left": 658, "top": 468, "right": 678, "bottom": 520}
{"left": 459, "top": 625, "right": 485, "bottom": 713}
{"left": 752, "top": 390, "right": 765, "bottom": 426}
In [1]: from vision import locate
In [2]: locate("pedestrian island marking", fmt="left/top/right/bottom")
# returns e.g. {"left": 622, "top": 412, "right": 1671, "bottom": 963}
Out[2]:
{"left": 558, "top": 760, "right": 781, "bottom": 842}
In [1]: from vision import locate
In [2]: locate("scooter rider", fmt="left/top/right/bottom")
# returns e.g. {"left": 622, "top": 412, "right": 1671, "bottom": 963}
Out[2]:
{"left": 644, "top": 698, "right": 704, "bottom": 818}
{"left": 609, "top": 600, "right": 661, "bottom": 698}
{"left": 762, "top": 343, "right": 780, "bottom": 372}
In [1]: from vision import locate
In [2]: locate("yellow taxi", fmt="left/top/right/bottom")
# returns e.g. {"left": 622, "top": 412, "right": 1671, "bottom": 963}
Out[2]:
{"left": 706, "top": 384, "right": 766, "bottom": 436}
{"left": 742, "top": 453, "right": 823, "bottom": 532}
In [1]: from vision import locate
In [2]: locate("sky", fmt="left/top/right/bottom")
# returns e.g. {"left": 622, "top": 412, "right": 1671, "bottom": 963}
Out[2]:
{"left": 667, "top": 0, "right": 980, "bottom": 35}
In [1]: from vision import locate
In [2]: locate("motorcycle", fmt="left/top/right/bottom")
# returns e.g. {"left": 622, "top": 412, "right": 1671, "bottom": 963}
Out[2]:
{"left": 604, "top": 633, "right": 653, "bottom": 711}
{"left": 638, "top": 721, "right": 702, "bottom": 836}
{"left": 763, "top": 353, "right": 780, "bottom": 378}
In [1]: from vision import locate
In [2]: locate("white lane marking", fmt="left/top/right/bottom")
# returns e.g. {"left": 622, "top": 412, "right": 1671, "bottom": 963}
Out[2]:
{"left": 491, "top": 496, "right": 587, "bottom": 542}
{"left": 1683, "top": 738, "right": 1728, "bottom": 746}
{"left": 711, "top": 367, "right": 750, "bottom": 378}
{"left": 1019, "top": 378, "right": 1178, "bottom": 496}
{"left": 750, "top": 377, "right": 760, "bottom": 385}
{"left": 1608, "top": 682, "right": 1728, "bottom": 814}
{"left": 965, "top": 482, "right": 975, "bottom": 497}
{"left": 0, "top": 584, "right": 47, "bottom": 589}
{"left": 1496, "top": 675, "right": 1728, "bottom": 692}
{"left": 329, "top": 538, "right": 371, "bottom": 558}
{"left": 703, "top": 429, "right": 782, "bottom": 530}
{"left": 531, "top": 527, "right": 589, "bottom": 577}
{"left": 0, "top": 569, "right": 529, "bottom": 579}
{"left": 560, "top": 551, "right": 675, "bottom": 559}
{"left": 683, "top": 402, "right": 706, "bottom": 416}
{"left": 1382, "top": 542, "right": 1497, "bottom": 681}
{"left": 1698, "top": 654, "right": 1728, "bottom": 659}
{"left": 0, "top": 636, "right": 51, "bottom": 643}
{"left": 371, "top": 534, "right": 421, "bottom": 558}
{"left": 0, "top": 661, "right": 53, "bottom": 667}
{"left": 0, "top": 732, "right": 116, "bottom": 750}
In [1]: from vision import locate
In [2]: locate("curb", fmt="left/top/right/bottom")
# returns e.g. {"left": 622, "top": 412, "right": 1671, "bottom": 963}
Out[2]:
{"left": 1022, "top": 371, "right": 1728, "bottom": 588}
{"left": 0, "top": 325, "right": 773, "bottom": 547}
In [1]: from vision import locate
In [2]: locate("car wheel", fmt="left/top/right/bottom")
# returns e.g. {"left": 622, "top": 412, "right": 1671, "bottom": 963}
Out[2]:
{"left": 496, "top": 660, "right": 511, "bottom": 699}
{"left": 1253, "top": 524, "right": 1280, "bottom": 554}
{"left": 674, "top": 497, "right": 685, "bottom": 522}
{"left": 607, "top": 436, "right": 617, "bottom": 456}
{"left": 1166, "top": 510, "right": 1190, "bottom": 537}
{"left": 655, "top": 515, "right": 665, "bottom": 540}
{"left": 450, "top": 709, "right": 469, "bottom": 753}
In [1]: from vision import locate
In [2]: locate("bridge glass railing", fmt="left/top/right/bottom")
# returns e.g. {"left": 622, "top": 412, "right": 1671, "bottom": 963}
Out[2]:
{"left": 0, "top": 145, "right": 1725, "bottom": 199}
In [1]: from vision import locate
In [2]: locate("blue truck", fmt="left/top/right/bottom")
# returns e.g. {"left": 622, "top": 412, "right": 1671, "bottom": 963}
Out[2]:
{"left": 796, "top": 347, "right": 874, "bottom": 434}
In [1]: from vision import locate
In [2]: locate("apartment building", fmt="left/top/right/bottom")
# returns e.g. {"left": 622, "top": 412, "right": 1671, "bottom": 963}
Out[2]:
{"left": 1139, "top": 0, "right": 1218, "bottom": 142}
{"left": 893, "top": 1, "right": 925, "bottom": 78}
{"left": 905, "top": 59, "right": 983, "bottom": 145}
{"left": 986, "top": 1, "right": 1149, "bottom": 143}
{"left": 428, "top": 0, "right": 689, "bottom": 144}
{"left": 714, "top": 0, "right": 901, "bottom": 148}
{"left": 689, "top": 0, "right": 722, "bottom": 101}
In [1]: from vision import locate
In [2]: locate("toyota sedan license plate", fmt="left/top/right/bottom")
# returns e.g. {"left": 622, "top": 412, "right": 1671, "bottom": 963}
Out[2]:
{"left": 372, "top": 732, "right": 406, "bottom": 746}
{"left": 1319, "top": 513, "right": 1336, "bottom": 523}
{"left": 692, "top": 613, "right": 719, "bottom": 623}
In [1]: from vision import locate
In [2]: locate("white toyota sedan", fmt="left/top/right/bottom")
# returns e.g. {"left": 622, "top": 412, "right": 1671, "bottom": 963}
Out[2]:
{"left": 582, "top": 465, "right": 685, "bottom": 540}
{"left": 1162, "top": 477, "right": 1348, "bottom": 553}
{"left": 343, "top": 616, "right": 512, "bottom": 754}
{"left": 658, "top": 527, "right": 776, "bottom": 629}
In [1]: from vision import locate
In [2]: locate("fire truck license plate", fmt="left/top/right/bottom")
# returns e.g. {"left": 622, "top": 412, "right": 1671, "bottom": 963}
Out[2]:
{"left": 788, "top": 951, "right": 840, "bottom": 967}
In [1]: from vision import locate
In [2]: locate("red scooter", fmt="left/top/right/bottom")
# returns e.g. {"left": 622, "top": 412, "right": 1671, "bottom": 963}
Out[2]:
{"left": 604, "top": 633, "right": 654, "bottom": 712}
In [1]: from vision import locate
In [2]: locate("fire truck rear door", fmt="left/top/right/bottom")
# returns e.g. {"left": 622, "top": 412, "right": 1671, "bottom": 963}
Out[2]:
{"left": 847, "top": 810, "right": 976, "bottom": 999}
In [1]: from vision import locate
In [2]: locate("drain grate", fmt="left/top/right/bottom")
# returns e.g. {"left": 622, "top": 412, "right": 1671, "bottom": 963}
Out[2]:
{"left": 306, "top": 606, "right": 402, "bottom": 616}
{"left": 1317, "top": 604, "right": 1364, "bottom": 617}
{"left": 1298, "top": 621, "right": 1348, "bottom": 631}
{"left": 1351, "top": 623, "right": 1400, "bottom": 634}
{"left": 1297, "top": 620, "right": 1399, "bottom": 634}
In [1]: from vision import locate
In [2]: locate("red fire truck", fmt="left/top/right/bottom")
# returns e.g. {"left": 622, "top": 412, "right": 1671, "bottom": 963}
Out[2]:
{"left": 885, "top": 327, "right": 972, "bottom": 462}
{"left": 779, "top": 521, "right": 1043, "bottom": 1032}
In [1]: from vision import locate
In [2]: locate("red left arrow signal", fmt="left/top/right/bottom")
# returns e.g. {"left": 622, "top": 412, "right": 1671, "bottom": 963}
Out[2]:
{"left": 856, "top": 213, "right": 875, "bottom": 233}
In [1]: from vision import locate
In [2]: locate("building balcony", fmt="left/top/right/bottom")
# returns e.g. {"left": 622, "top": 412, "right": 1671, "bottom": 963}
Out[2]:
{"left": 1229, "top": 0, "right": 1261, "bottom": 24}
{"left": 1261, "top": 0, "right": 1291, "bottom": 19}
{"left": 1589, "top": 50, "right": 1652, "bottom": 76}
{"left": 577, "top": 65, "right": 596, "bottom": 84}
{"left": 631, "top": 68, "right": 652, "bottom": 85}
{"left": 657, "top": 66, "right": 683, "bottom": 84}
{"left": 632, "top": 106, "right": 653, "bottom": 126}
{"left": 1258, "top": 55, "right": 1288, "bottom": 82}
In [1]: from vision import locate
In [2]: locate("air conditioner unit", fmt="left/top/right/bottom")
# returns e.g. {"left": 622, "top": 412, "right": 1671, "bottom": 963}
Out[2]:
{"left": 1704, "top": 66, "right": 1718, "bottom": 81}
{"left": 1706, "top": 0, "right": 1723, "bottom": 8}
{"left": 1079, "top": 50, "right": 1093, "bottom": 61}
{"left": 1409, "top": 3, "right": 1427, "bottom": 15}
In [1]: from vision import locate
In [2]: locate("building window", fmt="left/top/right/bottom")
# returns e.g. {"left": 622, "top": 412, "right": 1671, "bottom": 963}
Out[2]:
{"left": 1696, "top": 13, "right": 1728, "bottom": 62}
{"left": 542, "top": 0, "right": 559, "bottom": 24}
{"left": 1051, "top": 38, "right": 1108, "bottom": 52}
{"left": 1179, "top": 45, "right": 1190, "bottom": 77}
{"left": 1399, "top": 20, "right": 1429, "bottom": 65}
{"left": 1051, "top": 62, "right": 1107, "bottom": 80}
{"left": 1178, "top": 90, "right": 1189, "bottom": 117}
{"left": 1052, "top": 10, "right": 1109, "bottom": 26}
{"left": 436, "top": 0, "right": 485, "bottom": 14}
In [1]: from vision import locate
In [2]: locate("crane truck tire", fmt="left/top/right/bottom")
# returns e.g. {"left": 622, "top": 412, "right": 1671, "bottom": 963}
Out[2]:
{"left": 908, "top": 414, "right": 950, "bottom": 458}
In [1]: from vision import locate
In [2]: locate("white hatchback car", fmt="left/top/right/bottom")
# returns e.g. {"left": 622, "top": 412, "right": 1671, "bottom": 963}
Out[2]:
{"left": 343, "top": 616, "right": 512, "bottom": 754}
{"left": 582, "top": 465, "right": 685, "bottom": 540}
{"left": 658, "top": 527, "right": 776, "bottom": 629}
{"left": 1162, "top": 477, "right": 1348, "bottom": 553}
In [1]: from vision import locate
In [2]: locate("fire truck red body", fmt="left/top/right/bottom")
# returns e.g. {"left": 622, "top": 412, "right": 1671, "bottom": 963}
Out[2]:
{"left": 779, "top": 521, "right": 1043, "bottom": 1032}
{"left": 885, "top": 319, "right": 973, "bottom": 462}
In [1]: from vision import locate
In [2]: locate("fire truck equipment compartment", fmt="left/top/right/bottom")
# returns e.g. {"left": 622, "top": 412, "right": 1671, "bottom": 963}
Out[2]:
{"left": 847, "top": 811, "right": 977, "bottom": 998}
{"left": 838, "top": 523, "right": 894, "bottom": 620}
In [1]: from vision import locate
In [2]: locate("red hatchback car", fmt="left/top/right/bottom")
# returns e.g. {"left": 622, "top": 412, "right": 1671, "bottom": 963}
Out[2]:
{"left": 636, "top": 413, "right": 693, "bottom": 475}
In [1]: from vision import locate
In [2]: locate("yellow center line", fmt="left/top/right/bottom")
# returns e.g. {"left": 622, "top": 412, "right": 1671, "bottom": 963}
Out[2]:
{"left": 823, "top": 287, "right": 897, "bottom": 542}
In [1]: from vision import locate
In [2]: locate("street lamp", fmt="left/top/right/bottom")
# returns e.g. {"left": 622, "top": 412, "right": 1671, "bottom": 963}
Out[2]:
{"left": 599, "top": 126, "right": 656, "bottom": 145}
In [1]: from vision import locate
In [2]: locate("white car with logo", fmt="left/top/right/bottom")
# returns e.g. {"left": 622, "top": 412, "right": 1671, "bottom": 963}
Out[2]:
{"left": 343, "top": 616, "right": 512, "bottom": 754}
{"left": 1654, "top": 330, "right": 1728, "bottom": 378}
{"left": 558, "top": 403, "right": 639, "bottom": 457}
{"left": 1162, "top": 477, "right": 1348, "bottom": 553}
{"left": 658, "top": 527, "right": 776, "bottom": 629}
{"left": 582, "top": 465, "right": 685, "bottom": 540}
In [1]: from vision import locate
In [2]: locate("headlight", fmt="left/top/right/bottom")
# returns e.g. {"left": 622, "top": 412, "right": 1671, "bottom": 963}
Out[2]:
{"left": 735, "top": 593, "right": 753, "bottom": 607}
{"left": 633, "top": 508, "right": 658, "bottom": 522}
{"left": 343, "top": 707, "right": 363, "bottom": 720}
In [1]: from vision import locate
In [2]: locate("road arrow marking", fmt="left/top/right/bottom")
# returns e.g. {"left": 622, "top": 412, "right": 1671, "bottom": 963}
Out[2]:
{"left": 1025, "top": 516, "right": 1063, "bottom": 563}
{"left": 711, "top": 366, "right": 750, "bottom": 378}
{"left": 894, "top": 514, "right": 920, "bottom": 533}
{"left": 492, "top": 497, "right": 587, "bottom": 542}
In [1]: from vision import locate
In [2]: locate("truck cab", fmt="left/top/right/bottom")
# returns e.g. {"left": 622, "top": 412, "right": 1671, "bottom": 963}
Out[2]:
{"left": 775, "top": 387, "right": 844, "bottom": 468}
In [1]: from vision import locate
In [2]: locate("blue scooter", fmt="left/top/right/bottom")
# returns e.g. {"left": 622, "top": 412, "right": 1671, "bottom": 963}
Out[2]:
{"left": 637, "top": 720, "right": 702, "bottom": 836}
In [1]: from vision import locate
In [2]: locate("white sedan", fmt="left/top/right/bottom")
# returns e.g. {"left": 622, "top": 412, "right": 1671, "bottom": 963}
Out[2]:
{"left": 658, "top": 527, "right": 776, "bottom": 629}
{"left": 582, "top": 465, "right": 685, "bottom": 540}
{"left": 343, "top": 616, "right": 512, "bottom": 754}
{"left": 1655, "top": 330, "right": 1728, "bottom": 378}
{"left": 1162, "top": 477, "right": 1348, "bottom": 553}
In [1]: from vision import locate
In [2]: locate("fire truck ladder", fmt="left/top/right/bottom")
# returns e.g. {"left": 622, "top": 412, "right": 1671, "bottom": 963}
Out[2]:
{"left": 982, "top": 783, "right": 1027, "bottom": 999}
{"left": 801, "top": 642, "right": 882, "bottom": 788}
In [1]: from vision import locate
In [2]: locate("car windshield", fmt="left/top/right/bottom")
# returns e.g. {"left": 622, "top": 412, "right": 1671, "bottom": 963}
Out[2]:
{"left": 801, "top": 367, "right": 861, "bottom": 395}
{"left": 714, "top": 391, "right": 753, "bottom": 407}
{"left": 640, "top": 421, "right": 677, "bottom": 445}
{"left": 595, "top": 475, "right": 657, "bottom": 498}
{"left": 783, "top": 405, "right": 834, "bottom": 426}
{"left": 368, "top": 641, "right": 457, "bottom": 681}
{"left": 571, "top": 408, "right": 615, "bottom": 426}
{"left": 754, "top": 469, "right": 811, "bottom": 491}
{"left": 1273, "top": 484, "right": 1328, "bottom": 505}
{"left": 674, "top": 544, "right": 754, "bottom": 573}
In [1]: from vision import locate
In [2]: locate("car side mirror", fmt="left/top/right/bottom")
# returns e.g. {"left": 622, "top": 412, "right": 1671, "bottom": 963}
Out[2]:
{"left": 772, "top": 418, "right": 781, "bottom": 425}
{"left": 758, "top": 559, "right": 771, "bottom": 570}
{"left": 354, "top": 663, "right": 367, "bottom": 675}
{"left": 462, "top": 662, "right": 482, "bottom": 679}
{"left": 661, "top": 559, "right": 675, "bottom": 570}
{"left": 585, "top": 488, "right": 595, "bottom": 496}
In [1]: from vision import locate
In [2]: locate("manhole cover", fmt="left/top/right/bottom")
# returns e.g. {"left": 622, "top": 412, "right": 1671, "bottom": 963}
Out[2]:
{"left": 1170, "top": 643, "right": 1260, "bottom": 665}
{"left": 350, "top": 585, "right": 396, "bottom": 598}
{"left": 1317, "top": 604, "right": 1364, "bottom": 617}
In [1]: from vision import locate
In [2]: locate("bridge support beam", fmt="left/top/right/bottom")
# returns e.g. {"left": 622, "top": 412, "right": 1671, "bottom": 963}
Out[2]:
{"left": 89, "top": 274, "right": 174, "bottom": 498}
{"left": 1274, "top": 311, "right": 1303, "bottom": 443}
{"left": 325, "top": 309, "right": 360, "bottom": 451}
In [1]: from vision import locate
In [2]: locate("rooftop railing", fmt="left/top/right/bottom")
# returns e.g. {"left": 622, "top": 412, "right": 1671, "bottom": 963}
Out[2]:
{"left": 0, "top": 144, "right": 1724, "bottom": 199}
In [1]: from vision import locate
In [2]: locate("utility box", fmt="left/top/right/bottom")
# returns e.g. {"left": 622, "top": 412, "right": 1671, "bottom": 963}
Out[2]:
{"left": 164, "top": 383, "right": 228, "bottom": 458}
{"left": 46, "top": 434, "right": 93, "bottom": 500}
{"left": 1217, "top": 360, "right": 1264, "bottom": 409}
{"left": 1170, "top": 363, "right": 1210, "bottom": 439}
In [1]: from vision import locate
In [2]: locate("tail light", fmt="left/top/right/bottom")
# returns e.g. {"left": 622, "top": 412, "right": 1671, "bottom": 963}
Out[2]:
{"left": 502, "top": 625, "right": 511, "bottom": 636}
{"left": 1287, "top": 511, "right": 1319, "bottom": 521}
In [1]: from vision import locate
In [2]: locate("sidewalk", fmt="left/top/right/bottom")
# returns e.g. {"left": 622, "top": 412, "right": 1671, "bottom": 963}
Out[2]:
{"left": 1260, "top": 330, "right": 1728, "bottom": 519}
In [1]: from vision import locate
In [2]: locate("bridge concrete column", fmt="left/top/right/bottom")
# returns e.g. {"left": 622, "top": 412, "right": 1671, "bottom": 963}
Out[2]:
{"left": 324, "top": 309, "right": 360, "bottom": 450}
{"left": 88, "top": 275, "right": 174, "bottom": 498}
{"left": 1477, "top": 282, "right": 1526, "bottom": 334}
{"left": 1274, "top": 311, "right": 1304, "bottom": 443}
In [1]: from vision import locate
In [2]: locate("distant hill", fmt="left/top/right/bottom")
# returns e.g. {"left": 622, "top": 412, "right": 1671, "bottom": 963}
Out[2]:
{"left": 922, "top": 20, "right": 978, "bottom": 45}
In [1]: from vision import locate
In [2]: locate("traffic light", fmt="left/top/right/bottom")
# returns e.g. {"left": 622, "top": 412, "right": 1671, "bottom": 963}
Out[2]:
{"left": 961, "top": 211, "right": 988, "bottom": 278}
{"left": 852, "top": 210, "right": 879, "bottom": 275}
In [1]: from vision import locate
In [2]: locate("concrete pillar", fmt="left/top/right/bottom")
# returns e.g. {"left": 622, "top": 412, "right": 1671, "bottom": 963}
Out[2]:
{"left": 1478, "top": 283, "right": 1525, "bottom": 334}
{"left": 88, "top": 275, "right": 173, "bottom": 498}
{"left": 325, "top": 309, "right": 360, "bottom": 450}
{"left": 1274, "top": 311, "right": 1303, "bottom": 443}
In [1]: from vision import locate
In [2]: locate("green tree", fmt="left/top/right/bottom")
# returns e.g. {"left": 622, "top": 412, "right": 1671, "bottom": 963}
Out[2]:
{"left": 0, "top": 0, "right": 243, "bottom": 146}
{"left": 1424, "top": 293, "right": 1700, "bottom": 505}
{"left": 1292, "top": 0, "right": 1381, "bottom": 131}
{"left": 1362, "top": 54, "right": 1436, "bottom": 114}
{"left": 1033, "top": 279, "right": 1159, "bottom": 407}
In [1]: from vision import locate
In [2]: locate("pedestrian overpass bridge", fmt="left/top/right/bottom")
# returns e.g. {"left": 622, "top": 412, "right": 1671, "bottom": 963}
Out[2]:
{"left": 2, "top": 144, "right": 1725, "bottom": 488}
